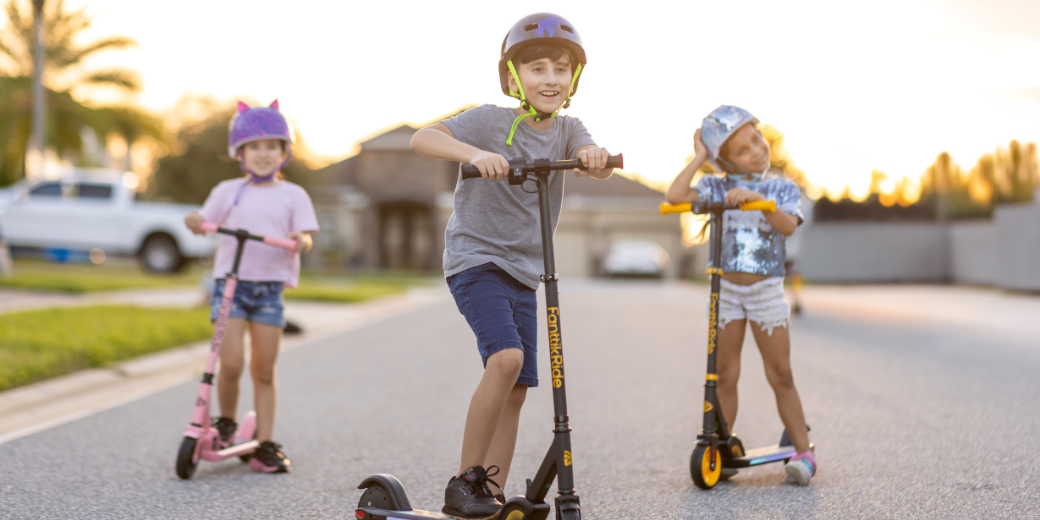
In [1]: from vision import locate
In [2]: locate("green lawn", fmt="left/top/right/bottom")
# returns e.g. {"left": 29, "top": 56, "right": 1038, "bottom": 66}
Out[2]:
{"left": 288, "top": 273, "right": 436, "bottom": 303}
{"left": 0, "top": 305, "right": 212, "bottom": 391}
{"left": 0, "top": 259, "right": 200, "bottom": 293}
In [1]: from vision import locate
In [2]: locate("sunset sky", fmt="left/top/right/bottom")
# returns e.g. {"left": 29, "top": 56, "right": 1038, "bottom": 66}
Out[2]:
{"left": 41, "top": 0, "right": 1040, "bottom": 197}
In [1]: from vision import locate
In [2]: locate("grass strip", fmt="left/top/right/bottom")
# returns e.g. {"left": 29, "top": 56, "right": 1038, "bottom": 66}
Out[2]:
{"left": 0, "top": 305, "right": 212, "bottom": 391}
{"left": 0, "top": 260, "right": 200, "bottom": 293}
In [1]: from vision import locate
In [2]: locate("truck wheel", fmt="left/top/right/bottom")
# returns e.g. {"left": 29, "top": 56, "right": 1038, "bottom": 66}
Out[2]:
{"left": 141, "top": 234, "right": 183, "bottom": 273}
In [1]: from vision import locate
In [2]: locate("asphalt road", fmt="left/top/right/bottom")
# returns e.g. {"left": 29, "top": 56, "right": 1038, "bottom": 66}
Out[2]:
{"left": 1, "top": 281, "right": 1038, "bottom": 519}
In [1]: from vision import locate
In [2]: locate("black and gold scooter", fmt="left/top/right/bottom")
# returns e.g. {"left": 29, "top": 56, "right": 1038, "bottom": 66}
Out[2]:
{"left": 356, "top": 154, "right": 623, "bottom": 520}
{"left": 660, "top": 200, "right": 812, "bottom": 490}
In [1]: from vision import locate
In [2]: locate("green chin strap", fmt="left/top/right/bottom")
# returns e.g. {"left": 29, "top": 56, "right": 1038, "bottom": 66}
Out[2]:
{"left": 505, "top": 60, "right": 584, "bottom": 146}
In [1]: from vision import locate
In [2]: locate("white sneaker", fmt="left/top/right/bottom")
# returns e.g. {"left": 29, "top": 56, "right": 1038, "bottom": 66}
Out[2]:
{"left": 784, "top": 451, "right": 816, "bottom": 485}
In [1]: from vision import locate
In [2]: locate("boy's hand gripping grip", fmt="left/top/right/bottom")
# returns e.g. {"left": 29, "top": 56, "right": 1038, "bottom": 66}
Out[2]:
{"left": 199, "top": 222, "right": 298, "bottom": 251}
{"left": 460, "top": 154, "right": 624, "bottom": 179}
{"left": 658, "top": 200, "right": 777, "bottom": 215}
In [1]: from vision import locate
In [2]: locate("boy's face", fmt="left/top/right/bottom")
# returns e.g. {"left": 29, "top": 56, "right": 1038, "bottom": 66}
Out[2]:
{"left": 508, "top": 55, "right": 573, "bottom": 114}
{"left": 720, "top": 123, "right": 770, "bottom": 174}
{"left": 239, "top": 139, "right": 287, "bottom": 176}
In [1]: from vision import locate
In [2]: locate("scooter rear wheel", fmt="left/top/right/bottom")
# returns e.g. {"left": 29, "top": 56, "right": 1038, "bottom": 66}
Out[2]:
{"left": 691, "top": 445, "right": 721, "bottom": 489}
{"left": 176, "top": 436, "right": 199, "bottom": 480}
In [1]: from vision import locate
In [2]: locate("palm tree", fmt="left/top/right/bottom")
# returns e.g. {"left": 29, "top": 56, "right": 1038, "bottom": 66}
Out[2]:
{"left": 0, "top": 0, "right": 163, "bottom": 185}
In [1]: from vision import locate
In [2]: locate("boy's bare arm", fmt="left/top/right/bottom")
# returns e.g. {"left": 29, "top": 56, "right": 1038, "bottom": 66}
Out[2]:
{"left": 410, "top": 123, "right": 510, "bottom": 180}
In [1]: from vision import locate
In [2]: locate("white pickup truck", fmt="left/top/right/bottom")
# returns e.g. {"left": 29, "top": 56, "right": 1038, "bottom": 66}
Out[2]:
{"left": 0, "top": 168, "right": 215, "bottom": 273}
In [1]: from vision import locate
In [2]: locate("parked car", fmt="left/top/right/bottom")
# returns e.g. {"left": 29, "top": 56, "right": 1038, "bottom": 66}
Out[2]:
{"left": 602, "top": 240, "right": 670, "bottom": 278}
{"left": 0, "top": 168, "right": 215, "bottom": 273}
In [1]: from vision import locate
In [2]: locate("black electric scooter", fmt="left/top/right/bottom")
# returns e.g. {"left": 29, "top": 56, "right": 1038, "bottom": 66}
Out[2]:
{"left": 356, "top": 154, "right": 623, "bottom": 520}
{"left": 660, "top": 200, "right": 812, "bottom": 490}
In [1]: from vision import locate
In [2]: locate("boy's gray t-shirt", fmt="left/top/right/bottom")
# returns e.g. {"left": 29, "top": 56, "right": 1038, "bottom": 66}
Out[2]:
{"left": 441, "top": 104, "right": 596, "bottom": 290}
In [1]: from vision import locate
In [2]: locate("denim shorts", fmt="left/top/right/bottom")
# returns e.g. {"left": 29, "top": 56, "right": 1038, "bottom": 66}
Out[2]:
{"left": 447, "top": 263, "right": 538, "bottom": 387}
{"left": 210, "top": 279, "right": 286, "bottom": 328}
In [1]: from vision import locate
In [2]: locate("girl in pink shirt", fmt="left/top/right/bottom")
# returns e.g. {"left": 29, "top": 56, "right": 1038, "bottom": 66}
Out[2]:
{"left": 185, "top": 100, "right": 318, "bottom": 473}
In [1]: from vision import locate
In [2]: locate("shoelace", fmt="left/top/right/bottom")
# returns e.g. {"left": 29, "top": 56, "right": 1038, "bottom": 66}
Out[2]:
{"left": 468, "top": 466, "right": 502, "bottom": 498}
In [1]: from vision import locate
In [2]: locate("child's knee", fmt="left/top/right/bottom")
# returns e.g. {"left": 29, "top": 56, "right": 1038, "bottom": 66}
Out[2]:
{"left": 506, "top": 385, "right": 528, "bottom": 409}
{"left": 250, "top": 365, "right": 276, "bottom": 386}
{"left": 220, "top": 361, "right": 244, "bottom": 379}
{"left": 766, "top": 364, "right": 795, "bottom": 389}
{"left": 486, "top": 347, "right": 524, "bottom": 381}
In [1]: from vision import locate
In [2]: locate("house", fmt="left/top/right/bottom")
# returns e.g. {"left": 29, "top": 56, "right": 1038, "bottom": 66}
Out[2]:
{"left": 307, "top": 120, "right": 685, "bottom": 278}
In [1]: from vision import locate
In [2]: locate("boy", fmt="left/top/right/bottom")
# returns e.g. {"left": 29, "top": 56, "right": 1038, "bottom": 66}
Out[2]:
{"left": 410, "top": 12, "right": 614, "bottom": 519}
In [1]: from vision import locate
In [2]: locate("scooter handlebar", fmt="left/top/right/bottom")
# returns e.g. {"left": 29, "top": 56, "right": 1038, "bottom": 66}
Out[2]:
{"left": 460, "top": 154, "right": 624, "bottom": 180}
{"left": 199, "top": 222, "right": 298, "bottom": 251}
{"left": 659, "top": 200, "right": 777, "bottom": 215}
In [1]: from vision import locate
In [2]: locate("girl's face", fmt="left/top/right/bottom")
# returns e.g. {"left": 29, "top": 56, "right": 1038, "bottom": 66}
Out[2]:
{"left": 720, "top": 123, "right": 770, "bottom": 174}
{"left": 508, "top": 55, "right": 573, "bottom": 115}
{"left": 240, "top": 139, "right": 287, "bottom": 177}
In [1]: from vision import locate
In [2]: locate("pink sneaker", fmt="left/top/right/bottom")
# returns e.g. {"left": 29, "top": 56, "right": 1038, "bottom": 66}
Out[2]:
{"left": 784, "top": 450, "right": 816, "bottom": 485}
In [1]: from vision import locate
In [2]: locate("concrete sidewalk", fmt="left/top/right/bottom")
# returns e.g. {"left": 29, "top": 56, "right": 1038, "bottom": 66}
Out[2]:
{"left": 0, "top": 286, "right": 203, "bottom": 314}
{"left": 0, "top": 288, "right": 445, "bottom": 445}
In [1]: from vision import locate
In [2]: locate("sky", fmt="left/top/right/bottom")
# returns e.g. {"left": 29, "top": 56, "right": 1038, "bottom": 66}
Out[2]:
{"left": 38, "top": 0, "right": 1040, "bottom": 197}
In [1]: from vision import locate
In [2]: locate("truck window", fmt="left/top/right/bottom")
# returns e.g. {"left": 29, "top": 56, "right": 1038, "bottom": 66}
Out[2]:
{"left": 29, "top": 182, "right": 62, "bottom": 198}
{"left": 77, "top": 183, "right": 114, "bottom": 200}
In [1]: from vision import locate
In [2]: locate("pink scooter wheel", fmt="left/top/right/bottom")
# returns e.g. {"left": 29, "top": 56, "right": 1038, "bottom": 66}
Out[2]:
{"left": 176, "top": 436, "right": 199, "bottom": 479}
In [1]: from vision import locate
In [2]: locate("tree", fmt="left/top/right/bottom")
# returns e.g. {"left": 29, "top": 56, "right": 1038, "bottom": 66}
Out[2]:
{"left": 0, "top": 0, "right": 162, "bottom": 185}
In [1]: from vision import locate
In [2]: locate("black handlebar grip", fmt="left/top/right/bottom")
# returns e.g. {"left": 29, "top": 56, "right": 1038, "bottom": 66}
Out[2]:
{"left": 606, "top": 153, "right": 624, "bottom": 170}
{"left": 460, "top": 164, "right": 482, "bottom": 179}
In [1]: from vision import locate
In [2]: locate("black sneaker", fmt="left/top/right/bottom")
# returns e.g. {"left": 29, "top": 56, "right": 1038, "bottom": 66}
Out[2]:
{"left": 212, "top": 417, "right": 237, "bottom": 447}
{"left": 442, "top": 466, "right": 503, "bottom": 519}
{"left": 250, "top": 440, "right": 290, "bottom": 473}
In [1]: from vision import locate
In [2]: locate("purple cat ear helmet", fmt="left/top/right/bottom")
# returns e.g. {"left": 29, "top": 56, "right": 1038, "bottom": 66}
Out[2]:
{"left": 700, "top": 105, "right": 760, "bottom": 173}
{"left": 227, "top": 100, "right": 295, "bottom": 160}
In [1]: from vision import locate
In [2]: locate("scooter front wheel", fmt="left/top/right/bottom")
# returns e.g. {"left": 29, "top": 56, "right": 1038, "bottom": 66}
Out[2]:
{"left": 176, "top": 436, "right": 199, "bottom": 480}
{"left": 691, "top": 445, "right": 721, "bottom": 489}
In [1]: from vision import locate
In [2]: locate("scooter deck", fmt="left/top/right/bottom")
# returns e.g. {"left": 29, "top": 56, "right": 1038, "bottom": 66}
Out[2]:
{"left": 357, "top": 507, "right": 448, "bottom": 520}
{"left": 723, "top": 442, "right": 814, "bottom": 468}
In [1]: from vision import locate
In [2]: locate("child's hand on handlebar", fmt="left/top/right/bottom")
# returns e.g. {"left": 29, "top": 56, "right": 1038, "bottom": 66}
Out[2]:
{"left": 289, "top": 232, "right": 312, "bottom": 254}
{"left": 575, "top": 146, "right": 612, "bottom": 177}
{"left": 725, "top": 188, "right": 765, "bottom": 206}
{"left": 468, "top": 151, "right": 510, "bottom": 180}
{"left": 185, "top": 212, "right": 205, "bottom": 235}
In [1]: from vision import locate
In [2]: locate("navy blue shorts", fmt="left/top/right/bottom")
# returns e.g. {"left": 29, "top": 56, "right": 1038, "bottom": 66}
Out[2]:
{"left": 209, "top": 279, "right": 286, "bottom": 328}
{"left": 447, "top": 263, "right": 538, "bottom": 387}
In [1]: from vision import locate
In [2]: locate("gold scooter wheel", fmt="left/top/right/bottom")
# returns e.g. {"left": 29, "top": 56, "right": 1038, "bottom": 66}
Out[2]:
{"left": 691, "top": 445, "right": 721, "bottom": 489}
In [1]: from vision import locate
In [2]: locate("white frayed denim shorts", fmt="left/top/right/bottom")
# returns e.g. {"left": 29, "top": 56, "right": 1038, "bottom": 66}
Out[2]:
{"left": 705, "top": 277, "right": 790, "bottom": 336}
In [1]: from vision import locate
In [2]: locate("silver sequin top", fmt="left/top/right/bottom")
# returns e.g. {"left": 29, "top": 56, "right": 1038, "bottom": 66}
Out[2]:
{"left": 693, "top": 174, "right": 804, "bottom": 277}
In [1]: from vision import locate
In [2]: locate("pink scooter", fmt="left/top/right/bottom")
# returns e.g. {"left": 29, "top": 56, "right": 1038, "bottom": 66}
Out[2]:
{"left": 175, "top": 223, "right": 297, "bottom": 480}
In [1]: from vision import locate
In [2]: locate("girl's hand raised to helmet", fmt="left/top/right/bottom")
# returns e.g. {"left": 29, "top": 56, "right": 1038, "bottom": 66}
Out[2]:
{"left": 725, "top": 187, "right": 765, "bottom": 206}
{"left": 469, "top": 151, "right": 510, "bottom": 180}
{"left": 694, "top": 128, "right": 709, "bottom": 160}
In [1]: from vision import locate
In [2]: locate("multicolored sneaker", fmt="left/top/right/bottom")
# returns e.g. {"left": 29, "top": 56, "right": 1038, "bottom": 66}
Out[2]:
{"left": 250, "top": 440, "right": 290, "bottom": 473}
{"left": 784, "top": 450, "right": 816, "bottom": 485}
{"left": 212, "top": 417, "right": 237, "bottom": 447}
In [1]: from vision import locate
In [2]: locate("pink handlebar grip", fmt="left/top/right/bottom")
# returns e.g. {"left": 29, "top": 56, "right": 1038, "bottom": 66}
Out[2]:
{"left": 200, "top": 222, "right": 219, "bottom": 233}
{"left": 264, "top": 236, "right": 298, "bottom": 251}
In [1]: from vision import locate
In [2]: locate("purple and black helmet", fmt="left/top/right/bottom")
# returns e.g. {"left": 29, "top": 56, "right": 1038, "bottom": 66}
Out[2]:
{"left": 227, "top": 100, "right": 295, "bottom": 160}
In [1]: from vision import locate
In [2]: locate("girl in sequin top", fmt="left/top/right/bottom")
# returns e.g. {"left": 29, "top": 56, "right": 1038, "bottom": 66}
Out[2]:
{"left": 665, "top": 105, "right": 816, "bottom": 485}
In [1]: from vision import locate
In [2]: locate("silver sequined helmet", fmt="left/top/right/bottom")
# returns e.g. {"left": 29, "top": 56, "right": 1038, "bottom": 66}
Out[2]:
{"left": 701, "top": 105, "right": 760, "bottom": 172}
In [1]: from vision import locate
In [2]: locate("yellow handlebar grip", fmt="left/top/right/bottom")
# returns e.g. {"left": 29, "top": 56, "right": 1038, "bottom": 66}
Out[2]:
{"left": 660, "top": 202, "right": 691, "bottom": 215}
{"left": 741, "top": 200, "right": 776, "bottom": 212}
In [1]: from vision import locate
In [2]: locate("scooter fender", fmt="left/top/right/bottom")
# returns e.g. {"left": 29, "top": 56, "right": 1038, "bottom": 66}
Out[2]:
{"left": 357, "top": 474, "right": 413, "bottom": 512}
{"left": 182, "top": 424, "right": 205, "bottom": 439}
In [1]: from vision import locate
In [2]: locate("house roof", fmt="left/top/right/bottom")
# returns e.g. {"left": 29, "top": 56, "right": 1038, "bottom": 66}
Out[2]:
{"left": 565, "top": 172, "right": 663, "bottom": 197}
{"left": 360, "top": 124, "right": 417, "bottom": 151}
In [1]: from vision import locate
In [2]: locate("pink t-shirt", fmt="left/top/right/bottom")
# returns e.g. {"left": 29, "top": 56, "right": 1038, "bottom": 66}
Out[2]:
{"left": 200, "top": 178, "right": 319, "bottom": 287}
